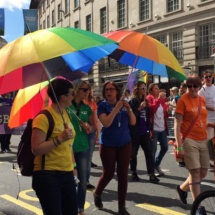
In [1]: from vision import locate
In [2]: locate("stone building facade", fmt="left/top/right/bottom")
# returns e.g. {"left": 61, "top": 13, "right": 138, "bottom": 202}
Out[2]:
{"left": 30, "top": 0, "right": 215, "bottom": 94}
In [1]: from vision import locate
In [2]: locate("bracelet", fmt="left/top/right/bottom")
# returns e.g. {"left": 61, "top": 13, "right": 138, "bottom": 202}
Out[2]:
{"left": 53, "top": 138, "right": 58, "bottom": 147}
{"left": 128, "top": 108, "right": 133, "bottom": 113}
{"left": 55, "top": 136, "right": 61, "bottom": 145}
{"left": 177, "top": 146, "right": 184, "bottom": 151}
{"left": 73, "top": 163, "right": 76, "bottom": 168}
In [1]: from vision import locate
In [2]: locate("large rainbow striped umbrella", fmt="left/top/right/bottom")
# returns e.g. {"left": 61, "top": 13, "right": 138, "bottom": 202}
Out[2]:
{"left": 104, "top": 30, "right": 186, "bottom": 80}
{"left": 0, "top": 27, "right": 118, "bottom": 94}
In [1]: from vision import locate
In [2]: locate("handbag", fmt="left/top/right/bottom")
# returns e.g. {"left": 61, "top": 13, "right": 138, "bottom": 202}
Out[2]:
{"left": 174, "top": 97, "right": 201, "bottom": 162}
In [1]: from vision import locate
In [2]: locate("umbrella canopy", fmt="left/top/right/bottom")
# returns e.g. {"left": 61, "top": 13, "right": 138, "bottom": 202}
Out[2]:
{"left": 103, "top": 30, "right": 186, "bottom": 80}
{"left": 0, "top": 27, "right": 118, "bottom": 94}
{"left": 8, "top": 74, "right": 81, "bottom": 128}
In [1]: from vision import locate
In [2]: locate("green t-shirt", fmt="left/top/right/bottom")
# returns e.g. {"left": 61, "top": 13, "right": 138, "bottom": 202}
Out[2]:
{"left": 66, "top": 102, "right": 92, "bottom": 152}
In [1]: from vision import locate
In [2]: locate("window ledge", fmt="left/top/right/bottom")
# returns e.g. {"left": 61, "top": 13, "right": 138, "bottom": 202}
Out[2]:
{"left": 163, "top": 8, "right": 183, "bottom": 17}
{"left": 73, "top": 6, "right": 81, "bottom": 12}
{"left": 197, "top": 0, "right": 215, "bottom": 7}
{"left": 137, "top": 18, "right": 153, "bottom": 26}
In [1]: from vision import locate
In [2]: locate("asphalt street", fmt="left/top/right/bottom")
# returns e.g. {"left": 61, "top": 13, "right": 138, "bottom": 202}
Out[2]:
{"left": 0, "top": 134, "right": 215, "bottom": 215}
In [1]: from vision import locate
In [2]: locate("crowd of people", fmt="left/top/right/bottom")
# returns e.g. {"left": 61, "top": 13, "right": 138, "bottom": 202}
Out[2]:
{"left": 2, "top": 70, "right": 214, "bottom": 215}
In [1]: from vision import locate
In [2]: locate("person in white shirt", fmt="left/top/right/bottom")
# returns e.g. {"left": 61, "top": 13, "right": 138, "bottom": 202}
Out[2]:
{"left": 198, "top": 70, "right": 215, "bottom": 140}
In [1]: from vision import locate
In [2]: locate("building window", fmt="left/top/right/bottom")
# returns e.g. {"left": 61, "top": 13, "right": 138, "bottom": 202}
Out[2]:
{"left": 140, "top": 0, "right": 150, "bottom": 21}
{"left": 86, "top": 15, "right": 91, "bottom": 31}
{"left": 118, "top": 0, "right": 125, "bottom": 28}
{"left": 47, "top": 15, "right": 50, "bottom": 28}
{"left": 100, "top": 7, "right": 107, "bottom": 34}
{"left": 43, "top": 20, "right": 46, "bottom": 29}
{"left": 58, "top": 4, "right": 62, "bottom": 20}
{"left": 65, "top": 0, "right": 70, "bottom": 14}
{"left": 52, "top": 10, "right": 55, "bottom": 25}
{"left": 170, "top": 31, "right": 183, "bottom": 60}
{"left": 198, "top": 23, "right": 215, "bottom": 59}
{"left": 47, "top": 0, "right": 50, "bottom": 6}
{"left": 74, "top": 0, "right": 80, "bottom": 8}
{"left": 154, "top": 34, "right": 167, "bottom": 45}
{"left": 43, "top": 1, "right": 45, "bottom": 12}
{"left": 167, "top": 0, "right": 179, "bottom": 13}
{"left": 74, "top": 21, "right": 79, "bottom": 28}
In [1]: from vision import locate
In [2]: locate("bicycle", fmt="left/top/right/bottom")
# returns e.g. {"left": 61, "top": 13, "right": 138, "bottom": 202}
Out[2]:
{"left": 190, "top": 190, "right": 215, "bottom": 215}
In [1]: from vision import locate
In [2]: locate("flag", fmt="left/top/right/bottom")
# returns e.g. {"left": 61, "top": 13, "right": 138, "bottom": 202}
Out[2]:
{"left": 127, "top": 69, "right": 148, "bottom": 92}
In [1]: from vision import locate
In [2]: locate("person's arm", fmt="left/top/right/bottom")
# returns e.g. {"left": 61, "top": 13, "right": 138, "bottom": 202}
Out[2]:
{"left": 99, "top": 99, "right": 123, "bottom": 128}
{"left": 122, "top": 100, "right": 136, "bottom": 125}
{"left": 174, "top": 113, "right": 185, "bottom": 156}
{"left": 31, "top": 126, "right": 73, "bottom": 155}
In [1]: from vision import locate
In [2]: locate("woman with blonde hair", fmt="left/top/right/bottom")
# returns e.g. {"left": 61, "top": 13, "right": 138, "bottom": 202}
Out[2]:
{"left": 129, "top": 81, "right": 159, "bottom": 183}
{"left": 67, "top": 79, "right": 95, "bottom": 215}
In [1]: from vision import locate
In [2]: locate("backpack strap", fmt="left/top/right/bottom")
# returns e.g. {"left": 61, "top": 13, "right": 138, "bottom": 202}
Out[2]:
{"left": 37, "top": 110, "right": 55, "bottom": 170}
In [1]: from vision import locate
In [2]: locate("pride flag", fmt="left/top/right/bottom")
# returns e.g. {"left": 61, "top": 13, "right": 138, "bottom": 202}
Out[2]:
{"left": 127, "top": 69, "right": 148, "bottom": 92}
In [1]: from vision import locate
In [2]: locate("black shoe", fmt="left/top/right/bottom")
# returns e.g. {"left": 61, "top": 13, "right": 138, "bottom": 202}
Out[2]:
{"left": 6, "top": 148, "right": 11, "bottom": 152}
{"left": 0, "top": 150, "right": 6, "bottom": 153}
{"left": 91, "top": 162, "right": 98, "bottom": 168}
{"left": 176, "top": 185, "right": 187, "bottom": 205}
{"left": 131, "top": 172, "right": 140, "bottom": 181}
{"left": 93, "top": 191, "right": 103, "bottom": 209}
{"left": 87, "top": 183, "right": 95, "bottom": 189}
{"left": 118, "top": 207, "right": 130, "bottom": 215}
{"left": 149, "top": 174, "right": 160, "bottom": 184}
{"left": 178, "top": 162, "right": 185, "bottom": 167}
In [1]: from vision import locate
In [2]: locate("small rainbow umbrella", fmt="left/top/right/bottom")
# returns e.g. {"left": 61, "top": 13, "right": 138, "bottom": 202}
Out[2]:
{"left": 0, "top": 27, "right": 118, "bottom": 95}
{"left": 8, "top": 74, "right": 84, "bottom": 128}
{"left": 103, "top": 30, "right": 186, "bottom": 80}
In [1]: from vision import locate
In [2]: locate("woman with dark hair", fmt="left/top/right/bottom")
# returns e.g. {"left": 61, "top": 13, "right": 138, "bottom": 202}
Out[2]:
{"left": 31, "top": 79, "right": 78, "bottom": 215}
{"left": 146, "top": 83, "right": 170, "bottom": 176}
{"left": 175, "top": 76, "right": 209, "bottom": 212}
{"left": 129, "top": 81, "right": 159, "bottom": 183}
{"left": 93, "top": 81, "right": 136, "bottom": 215}
{"left": 66, "top": 79, "right": 95, "bottom": 215}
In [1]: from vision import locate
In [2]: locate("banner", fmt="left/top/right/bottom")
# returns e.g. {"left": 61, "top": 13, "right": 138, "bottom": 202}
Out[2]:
{"left": 0, "top": 8, "right": 4, "bottom": 36}
{"left": 0, "top": 106, "right": 14, "bottom": 134}
{"left": 23, "top": 9, "right": 38, "bottom": 34}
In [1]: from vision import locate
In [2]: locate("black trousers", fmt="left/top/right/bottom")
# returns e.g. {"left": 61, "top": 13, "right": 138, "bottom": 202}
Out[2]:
{"left": 0, "top": 134, "right": 11, "bottom": 151}
{"left": 130, "top": 132, "right": 155, "bottom": 175}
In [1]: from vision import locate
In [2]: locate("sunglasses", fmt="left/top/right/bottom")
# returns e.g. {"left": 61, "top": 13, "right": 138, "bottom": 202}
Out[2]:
{"left": 204, "top": 75, "right": 212, "bottom": 79}
{"left": 187, "top": 84, "right": 199, "bottom": 89}
{"left": 105, "top": 88, "right": 116, "bottom": 92}
{"left": 79, "top": 88, "right": 89, "bottom": 92}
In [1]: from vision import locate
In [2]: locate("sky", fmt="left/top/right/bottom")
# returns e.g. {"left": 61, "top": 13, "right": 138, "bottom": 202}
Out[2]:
{"left": 0, "top": 0, "right": 31, "bottom": 42}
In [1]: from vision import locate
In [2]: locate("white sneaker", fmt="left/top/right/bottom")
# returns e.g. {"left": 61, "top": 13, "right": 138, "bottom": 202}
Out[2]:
{"left": 155, "top": 166, "right": 165, "bottom": 176}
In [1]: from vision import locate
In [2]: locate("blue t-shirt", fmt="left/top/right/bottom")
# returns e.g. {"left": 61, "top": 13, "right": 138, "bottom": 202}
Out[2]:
{"left": 97, "top": 100, "right": 131, "bottom": 147}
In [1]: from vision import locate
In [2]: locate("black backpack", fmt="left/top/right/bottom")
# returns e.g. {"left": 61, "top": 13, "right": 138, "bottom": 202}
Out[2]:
{"left": 17, "top": 110, "right": 54, "bottom": 176}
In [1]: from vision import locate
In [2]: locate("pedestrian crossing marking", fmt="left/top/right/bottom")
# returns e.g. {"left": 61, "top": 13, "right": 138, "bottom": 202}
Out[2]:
{"left": 136, "top": 203, "right": 186, "bottom": 215}
{"left": 0, "top": 194, "right": 42, "bottom": 215}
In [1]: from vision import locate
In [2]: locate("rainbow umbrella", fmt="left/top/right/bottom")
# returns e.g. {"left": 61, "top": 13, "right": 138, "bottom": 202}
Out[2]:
{"left": 0, "top": 27, "right": 118, "bottom": 95}
{"left": 103, "top": 30, "right": 186, "bottom": 80}
{"left": 8, "top": 74, "right": 84, "bottom": 128}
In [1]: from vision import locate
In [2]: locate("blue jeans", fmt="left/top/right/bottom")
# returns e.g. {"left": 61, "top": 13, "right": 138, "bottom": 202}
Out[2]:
{"left": 87, "top": 131, "right": 96, "bottom": 181}
{"left": 152, "top": 130, "right": 168, "bottom": 167}
{"left": 32, "top": 171, "right": 78, "bottom": 215}
{"left": 74, "top": 149, "right": 90, "bottom": 212}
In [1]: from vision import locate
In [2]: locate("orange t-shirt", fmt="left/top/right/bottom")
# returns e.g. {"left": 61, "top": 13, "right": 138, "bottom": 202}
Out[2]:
{"left": 84, "top": 99, "right": 97, "bottom": 111}
{"left": 175, "top": 93, "right": 207, "bottom": 140}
